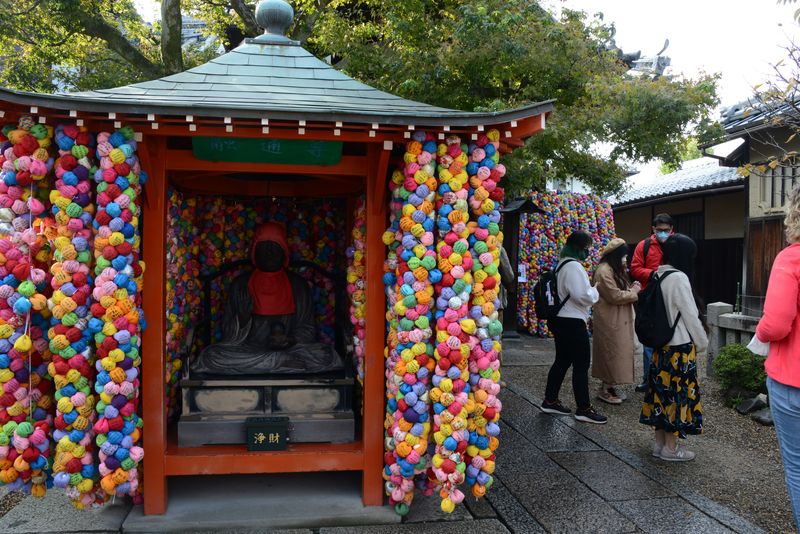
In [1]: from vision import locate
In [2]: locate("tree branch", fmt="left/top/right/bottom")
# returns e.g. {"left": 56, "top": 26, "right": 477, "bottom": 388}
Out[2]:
{"left": 230, "top": 0, "right": 259, "bottom": 37}
{"left": 68, "top": 10, "right": 163, "bottom": 79}
{"left": 161, "top": 0, "right": 184, "bottom": 73}
{"left": 292, "top": 0, "right": 329, "bottom": 45}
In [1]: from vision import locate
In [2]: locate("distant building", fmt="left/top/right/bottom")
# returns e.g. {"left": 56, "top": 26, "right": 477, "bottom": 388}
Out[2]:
{"left": 702, "top": 99, "right": 800, "bottom": 315}
{"left": 612, "top": 158, "right": 745, "bottom": 307}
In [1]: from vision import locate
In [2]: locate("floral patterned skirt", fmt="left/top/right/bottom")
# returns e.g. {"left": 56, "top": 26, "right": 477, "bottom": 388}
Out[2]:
{"left": 639, "top": 343, "right": 703, "bottom": 437}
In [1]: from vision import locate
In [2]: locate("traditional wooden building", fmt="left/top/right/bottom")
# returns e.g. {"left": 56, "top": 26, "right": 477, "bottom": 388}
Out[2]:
{"left": 0, "top": 0, "right": 552, "bottom": 514}
{"left": 703, "top": 100, "right": 800, "bottom": 314}
{"left": 612, "top": 158, "right": 745, "bottom": 307}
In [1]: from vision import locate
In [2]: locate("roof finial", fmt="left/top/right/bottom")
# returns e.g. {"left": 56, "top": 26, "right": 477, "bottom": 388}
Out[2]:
{"left": 255, "top": 0, "right": 294, "bottom": 37}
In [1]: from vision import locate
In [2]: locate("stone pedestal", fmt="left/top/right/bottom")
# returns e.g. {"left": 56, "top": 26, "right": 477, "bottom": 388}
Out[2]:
{"left": 178, "top": 372, "right": 355, "bottom": 447}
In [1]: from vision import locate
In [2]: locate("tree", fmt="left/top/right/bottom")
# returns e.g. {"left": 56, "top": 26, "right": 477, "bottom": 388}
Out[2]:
{"left": 305, "top": 1, "right": 720, "bottom": 194}
{"left": 659, "top": 137, "right": 703, "bottom": 174}
{"left": 734, "top": 40, "right": 800, "bottom": 178}
{"left": 0, "top": 0, "right": 720, "bottom": 194}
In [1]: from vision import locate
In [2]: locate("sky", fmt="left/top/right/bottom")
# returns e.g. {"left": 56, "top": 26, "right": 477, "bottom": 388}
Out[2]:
{"left": 545, "top": 0, "right": 800, "bottom": 108}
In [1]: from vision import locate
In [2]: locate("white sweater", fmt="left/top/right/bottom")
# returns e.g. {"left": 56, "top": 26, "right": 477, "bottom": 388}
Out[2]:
{"left": 656, "top": 265, "right": 709, "bottom": 353}
{"left": 556, "top": 259, "right": 599, "bottom": 322}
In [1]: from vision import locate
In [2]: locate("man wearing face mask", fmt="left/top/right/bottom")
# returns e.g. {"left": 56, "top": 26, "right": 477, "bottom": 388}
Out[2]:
{"left": 630, "top": 213, "right": 674, "bottom": 392}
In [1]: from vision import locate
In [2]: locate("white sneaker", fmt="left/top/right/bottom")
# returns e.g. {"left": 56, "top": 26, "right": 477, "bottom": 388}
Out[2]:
{"left": 659, "top": 444, "right": 696, "bottom": 462}
{"left": 652, "top": 443, "right": 663, "bottom": 458}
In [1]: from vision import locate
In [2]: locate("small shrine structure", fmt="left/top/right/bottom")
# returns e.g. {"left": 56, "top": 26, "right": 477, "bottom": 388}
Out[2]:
{"left": 0, "top": 0, "right": 552, "bottom": 515}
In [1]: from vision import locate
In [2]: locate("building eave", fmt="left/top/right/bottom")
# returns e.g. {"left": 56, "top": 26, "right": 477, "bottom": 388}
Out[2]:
{"left": 0, "top": 86, "right": 553, "bottom": 129}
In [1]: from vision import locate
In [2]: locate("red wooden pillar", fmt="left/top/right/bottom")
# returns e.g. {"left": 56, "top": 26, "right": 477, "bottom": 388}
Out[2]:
{"left": 139, "top": 136, "right": 169, "bottom": 514}
{"left": 363, "top": 142, "right": 391, "bottom": 505}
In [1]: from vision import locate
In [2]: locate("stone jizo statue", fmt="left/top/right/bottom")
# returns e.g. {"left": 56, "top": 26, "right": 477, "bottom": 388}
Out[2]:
{"left": 191, "top": 222, "right": 343, "bottom": 375}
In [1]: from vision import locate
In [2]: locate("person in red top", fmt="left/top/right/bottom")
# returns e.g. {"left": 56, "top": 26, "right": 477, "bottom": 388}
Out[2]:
{"left": 629, "top": 213, "right": 674, "bottom": 391}
{"left": 754, "top": 187, "right": 800, "bottom": 529}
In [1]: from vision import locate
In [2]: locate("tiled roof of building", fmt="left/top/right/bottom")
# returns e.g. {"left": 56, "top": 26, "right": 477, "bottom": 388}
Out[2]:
{"left": 0, "top": 0, "right": 554, "bottom": 126}
{"left": 0, "top": 28, "right": 552, "bottom": 126}
{"left": 717, "top": 98, "right": 784, "bottom": 136}
{"left": 612, "top": 158, "right": 742, "bottom": 206}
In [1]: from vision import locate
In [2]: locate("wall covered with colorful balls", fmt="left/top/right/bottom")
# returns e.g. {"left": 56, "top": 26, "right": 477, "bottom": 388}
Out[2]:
{"left": 516, "top": 191, "right": 616, "bottom": 336}
{"left": 0, "top": 117, "right": 145, "bottom": 507}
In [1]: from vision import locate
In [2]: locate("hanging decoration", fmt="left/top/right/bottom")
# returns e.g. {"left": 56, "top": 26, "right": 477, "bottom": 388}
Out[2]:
{"left": 427, "top": 134, "right": 472, "bottom": 512}
{"left": 0, "top": 117, "right": 54, "bottom": 496}
{"left": 516, "top": 191, "right": 615, "bottom": 335}
{"left": 89, "top": 127, "right": 146, "bottom": 502}
{"left": 464, "top": 131, "right": 504, "bottom": 499}
{"left": 381, "top": 133, "right": 439, "bottom": 515}
{"left": 48, "top": 123, "right": 99, "bottom": 506}
{"left": 345, "top": 197, "right": 366, "bottom": 385}
{"left": 381, "top": 168, "right": 404, "bottom": 508}
{"left": 165, "top": 190, "right": 199, "bottom": 416}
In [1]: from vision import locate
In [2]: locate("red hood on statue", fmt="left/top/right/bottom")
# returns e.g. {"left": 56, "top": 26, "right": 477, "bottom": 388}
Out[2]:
{"left": 248, "top": 222, "right": 296, "bottom": 315}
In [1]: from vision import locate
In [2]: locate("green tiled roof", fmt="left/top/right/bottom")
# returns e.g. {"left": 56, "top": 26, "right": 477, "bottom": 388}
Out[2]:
{"left": 0, "top": 38, "right": 552, "bottom": 126}
{"left": 1, "top": 0, "right": 553, "bottom": 126}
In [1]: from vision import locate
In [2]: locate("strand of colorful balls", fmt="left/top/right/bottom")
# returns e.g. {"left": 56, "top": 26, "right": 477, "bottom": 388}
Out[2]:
{"left": 49, "top": 124, "right": 101, "bottom": 507}
{"left": 0, "top": 117, "right": 54, "bottom": 496}
{"left": 382, "top": 130, "right": 505, "bottom": 515}
{"left": 381, "top": 169, "right": 406, "bottom": 506}
{"left": 429, "top": 135, "right": 473, "bottom": 512}
{"left": 89, "top": 129, "right": 146, "bottom": 502}
{"left": 516, "top": 191, "right": 615, "bottom": 335}
{"left": 0, "top": 118, "right": 146, "bottom": 507}
{"left": 381, "top": 135, "right": 438, "bottom": 515}
{"left": 345, "top": 197, "right": 366, "bottom": 386}
{"left": 463, "top": 132, "right": 504, "bottom": 499}
{"left": 165, "top": 190, "right": 200, "bottom": 415}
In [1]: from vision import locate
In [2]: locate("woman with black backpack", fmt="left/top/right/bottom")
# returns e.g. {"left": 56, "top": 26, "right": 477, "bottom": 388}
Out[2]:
{"left": 639, "top": 233, "right": 708, "bottom": 461}
{"left": 540, "top": 230, "right": 607, "bottom": 424}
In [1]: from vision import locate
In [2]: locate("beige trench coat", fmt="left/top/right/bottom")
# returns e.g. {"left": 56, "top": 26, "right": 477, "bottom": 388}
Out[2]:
{"left": 591, "top": 263, "right": 638, "bottom": 385}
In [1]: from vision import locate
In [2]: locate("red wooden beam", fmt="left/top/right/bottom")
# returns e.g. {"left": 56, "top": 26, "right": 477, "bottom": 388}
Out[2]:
{"left": 164, "top": 441, "right": 365, "bottom": 476}
{"left": 139, "top": 136, "right": 169, "bottom": 515}
{"left": 362, "top": 142, "right": 390, "bottom": 506}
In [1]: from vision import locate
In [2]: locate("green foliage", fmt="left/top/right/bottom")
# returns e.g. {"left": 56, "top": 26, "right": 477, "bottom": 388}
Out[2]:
{"left": 712, "top": 343, "right": 767, "bottom": 395}
{"left": 0, "top": 0, "right": 720, "bottom": 195}
{"left": 308, "top": 0, "right": 720, "bottom": 195}
{"left": 0, "top": 0, "right": 162, "bottom": 91}
{"left": 659, "top": 138, "right": 703, "bottom": 175}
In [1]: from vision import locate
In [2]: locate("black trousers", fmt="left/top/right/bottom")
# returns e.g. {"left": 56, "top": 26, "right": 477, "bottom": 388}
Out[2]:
{"left": 544, "top": 316, "right": 591, "bottom": 409}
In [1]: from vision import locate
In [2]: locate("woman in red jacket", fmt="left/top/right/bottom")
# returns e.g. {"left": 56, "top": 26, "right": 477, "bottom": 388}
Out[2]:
{"left": 755, "top": 186, "right": 800, "bottom": 529}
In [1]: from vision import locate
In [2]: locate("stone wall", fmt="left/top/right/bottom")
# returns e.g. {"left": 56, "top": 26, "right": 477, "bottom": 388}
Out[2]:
{"left": 706, "top": 302, "right": 761, "bottom": 374}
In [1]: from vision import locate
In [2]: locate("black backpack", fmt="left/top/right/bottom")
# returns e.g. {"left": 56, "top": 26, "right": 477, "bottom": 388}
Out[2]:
{"left": 634, "top": 270, "right": 681, "bottom": 348}
{"left": 533, "top": 259, "right": 575, "bottom": 321}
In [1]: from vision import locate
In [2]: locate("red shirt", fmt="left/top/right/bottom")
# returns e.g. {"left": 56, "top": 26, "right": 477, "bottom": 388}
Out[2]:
{"left": 756, "top": 243, "right": 800, "bottom": 388}
{"left": 630, "top": 234, "right": 663, "bottom": 289}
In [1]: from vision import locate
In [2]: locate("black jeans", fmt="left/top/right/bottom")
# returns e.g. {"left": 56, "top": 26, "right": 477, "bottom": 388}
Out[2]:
{"left": 544, "top": 316, "right": 591, "bottom": 409}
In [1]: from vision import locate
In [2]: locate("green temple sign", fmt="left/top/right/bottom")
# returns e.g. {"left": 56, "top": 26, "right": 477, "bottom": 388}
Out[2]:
{"left": 192, "top": 137, "right": 343, "bottom": 165}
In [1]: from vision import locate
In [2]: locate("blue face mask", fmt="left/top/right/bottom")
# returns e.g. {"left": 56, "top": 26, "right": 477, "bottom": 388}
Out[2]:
{"left": 655, "top": 231, "right": 670, "bottom": 243}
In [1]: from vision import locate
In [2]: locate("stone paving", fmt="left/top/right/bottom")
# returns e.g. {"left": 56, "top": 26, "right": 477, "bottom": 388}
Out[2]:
{"left": 0, "top": 335, "right": 767, "bottom": 533}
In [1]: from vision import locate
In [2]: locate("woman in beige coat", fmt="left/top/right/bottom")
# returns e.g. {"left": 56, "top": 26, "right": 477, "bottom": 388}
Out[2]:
{"left": 592, "top": 238, "right": 641, "bottom": 404}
